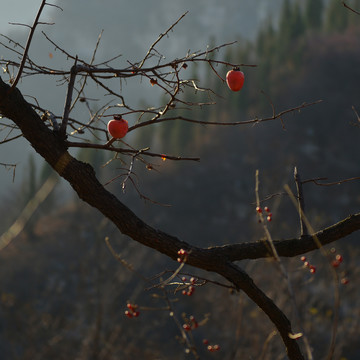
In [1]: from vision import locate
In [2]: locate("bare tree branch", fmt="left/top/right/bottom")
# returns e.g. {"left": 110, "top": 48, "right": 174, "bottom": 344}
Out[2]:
{"left": 342, "top": 1, "right": 360, "bottom": 15}
{"left": 10, "top": 0, "right": 48, "bottom": 90}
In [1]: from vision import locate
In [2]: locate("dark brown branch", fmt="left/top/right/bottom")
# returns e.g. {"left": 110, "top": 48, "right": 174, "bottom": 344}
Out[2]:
{"left": 65, "top": 140, "right": 200, "bottom": 161}
{"left": 302, "top": 176, "right": 360, "bottom": 186}
{"left": 208, "top": 213, "right": 360, "bottom": 261}
{"left": 217, "top": 263, "right": 304, "bottom": 360}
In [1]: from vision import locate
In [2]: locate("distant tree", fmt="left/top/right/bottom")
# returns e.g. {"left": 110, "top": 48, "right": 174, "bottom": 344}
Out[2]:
{"left": 278, "top": 0, "right": 293, "bottom": 55}
{"left": 256, "top": 20, "right": 275, "bottom": 59}
{"left": 325, "top": 0, "right": 349, "bottom": 32}
{"left": 255, "top": 20, "right": 277, "bottom": 100}
{"left": 304, "top": 0, "right": 324, "bottom": 31}
{"left": 289, "top": 2, "right": 305, "bottom": 40}
{"left": 348, "top": 0, "right": 360, "bottom": 25}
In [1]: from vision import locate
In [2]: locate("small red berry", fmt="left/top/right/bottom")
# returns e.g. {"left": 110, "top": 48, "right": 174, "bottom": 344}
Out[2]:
{"left": 341, "top": 277, "right": 349, "bottom": 285}
{"left": 183, "top": 324, "right": 191, "bottom": 331}
{"left": 185, "top": 286, "right": 195, "bottom": 296}
{"left": 267, "top": 215, "right": 272, "bottom": 222}
{"left": 207, "top": 345, "right": 214, "bottom": 352}
{"left": 127, "top": 303, "right": 134, "bottom": 311}
{"left": 181, "top": 276, "right": 187, "bottom": 282}
{"left": 256, "top": 206, "right": 262, "bottom": 213}
{"left": 203, "top": 339, "right": 209, "bottom": 345}
{"left": 309, "top": 265, "right": 316, "bottom": 274}
{"left": 125, "top": 310, "right": 133, "bottom": 318}
{"left": 264, "top": 206, "right": 270, "bottom": 212}
{"left": 107, "top": 116, "right": 129, "bottom": 139}
{"left": 304, "top": 261, "right": 310, "bottom": 268}
{"left": 332, "top": 260, "right": 340, "bottom": 268}
{"left": 190, "top": 315, "right": 198, "bottom": 328}
{"left": 150, "top": 78, "right": 158, "bottom": 86}
{"left": 213, "top": 344, "right": 220, "bottom": 351}
{"left": 226, "top": 68, "right": 245, "bottom": 92}
{"left": 300, "top": 256, "right": 306, "bottom": 262}
{"left": 335, "top": 254, "right": 343, "bottom": 263}
{"left": 182, "top": 290, "right": 187, "bottom": 296}
{"left": 190, "top": 277, "right": 196, "bottom": 284}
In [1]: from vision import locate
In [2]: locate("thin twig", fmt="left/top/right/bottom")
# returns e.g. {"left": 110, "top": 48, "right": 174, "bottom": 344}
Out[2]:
{"left": 10, "top": 0, "right": 47, "bottom": 90}
{"left": 284, "top": 185, "right": 340, "bottom": 360}
{"left": 130, "top": 100, "right": 322, "bottom": 131}
{"left": 342, "top": 1, "right": 360, "bottom": 15}
{"left": 255, "top": 171, "right": 313, "bottom": 360}
{"left": 69, "top": 30, "right": 104, "bottom": 114}
{"left": 352, "top": 106, "right": 360, "bottom": 123}
{"left": 302, "top": 176, "right": 360, "bottom": 186}
{"left": 66, "top": 140, "right": 200, "bottom": 161}
{"left": 0, "top": 162, "right": 17, "bottom": 182}
{"left": 294, "top": 167, "right": 307, "bottom": 237}
{"left": 60, "top": 57, "right": 78, "bottom": 136}
{"left": 138, "top": 11, "right": 189, "bottom": 69}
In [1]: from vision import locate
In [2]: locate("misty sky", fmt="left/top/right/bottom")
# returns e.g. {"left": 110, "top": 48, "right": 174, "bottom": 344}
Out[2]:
{"left": 1, "top": 1, "right": 54, "bottom": 35}
{"left": 0, "top": 0, "right": 281, "bottom": 196}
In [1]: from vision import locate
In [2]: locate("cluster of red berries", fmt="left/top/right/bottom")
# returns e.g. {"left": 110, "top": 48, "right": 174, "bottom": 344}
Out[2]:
{"left": 124, "top": 302, "right": 140, "bottom": 318}
{"left": 182, "top": 317, "right": 221, "bottom": 353}
{"left": 177, "top": 249, "right": 189, "bottom": 263}
{"left": 181, "top": 276, "right": 196, "bottom": 296}
{"left": 182, "top": 315, "right": 199, "bottom": 331}
{"left": 300, "top": 256, "right": 316, "bottom": 274}
{"left": 331, "top": 253, "right": 343, "bottom": 268}
{"left": 203, "top": 339, "right": 220, "bottom": 352}
{"left": 256, "top": 206, "right": 273, "bottom": 222}
{"left": 330, "top": 248, "right": 349, "bottom": 285}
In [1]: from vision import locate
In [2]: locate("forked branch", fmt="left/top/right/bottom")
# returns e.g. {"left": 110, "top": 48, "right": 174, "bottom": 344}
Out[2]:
{"left": 10, "top": 0, "right": 48, "bottom": 90}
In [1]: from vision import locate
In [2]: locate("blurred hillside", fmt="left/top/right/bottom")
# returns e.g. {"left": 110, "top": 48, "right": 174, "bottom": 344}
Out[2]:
{"left": 1, "top": 0, "right": 360, "bottom": 359}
